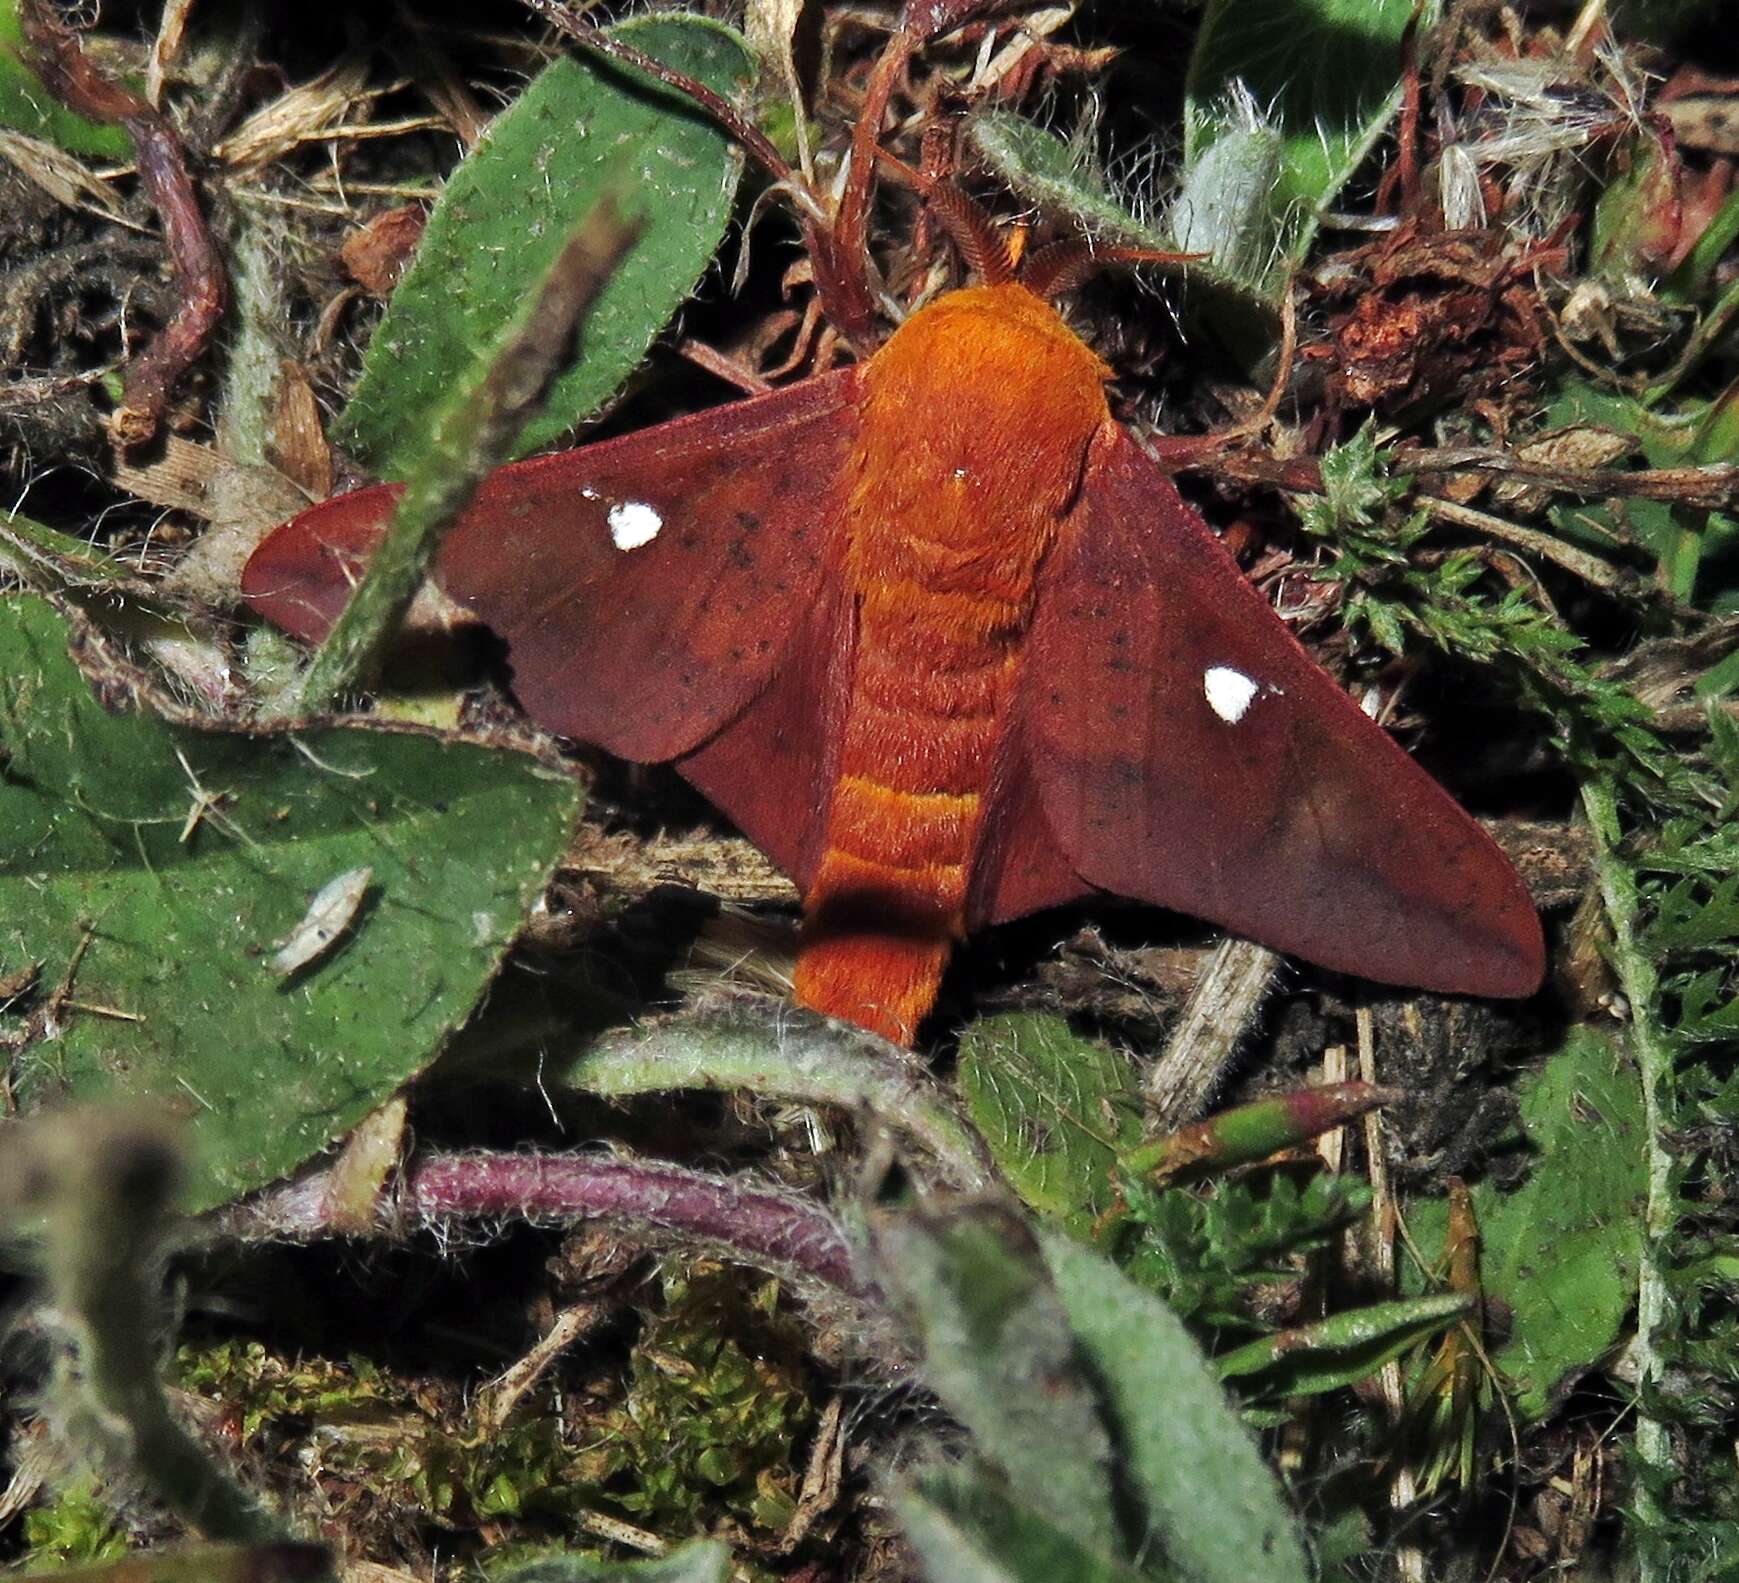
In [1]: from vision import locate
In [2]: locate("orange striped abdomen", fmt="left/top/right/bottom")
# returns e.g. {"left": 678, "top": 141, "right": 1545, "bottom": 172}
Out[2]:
{"left": 793, "top": 283, "right": 1113, "bottom": 1042}
{"left": 795, "top": 614, "right": 1014, "bottom": 1041}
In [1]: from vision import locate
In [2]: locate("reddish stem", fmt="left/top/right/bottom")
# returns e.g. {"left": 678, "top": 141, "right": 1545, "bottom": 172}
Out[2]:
{"left": 19, "top": 2, "right": 227, "bottom": 449}
{"left": 1394, "top": 7, "right": 1425, "bottom": 217}
{"left": 216, "top": 1150, "right": 877, "bottom": 1307}
{"left": 822, "top": 31, "right": 916, "bottom": 346}
{"left": 521, "top": 0, "right": 797, "bottom": 195}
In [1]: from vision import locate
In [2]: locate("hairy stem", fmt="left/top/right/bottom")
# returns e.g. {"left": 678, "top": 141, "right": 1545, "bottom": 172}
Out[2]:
{"left": 216, "top": 1149, "right": 879, "bottom": 1310}
{"left": 0, "top": 1116, "right": 286, "bottom": 1543}
{"left": 283, "top": 194, "right": 639, "bottom": 715}
{"left": 1581, "top": 776, "right": 1675, "bottom": 1532}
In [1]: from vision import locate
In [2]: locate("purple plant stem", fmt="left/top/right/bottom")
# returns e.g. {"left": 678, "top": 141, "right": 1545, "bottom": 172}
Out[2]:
{"left": 215, "top": 1151, "right": 879, "bottom": 1308}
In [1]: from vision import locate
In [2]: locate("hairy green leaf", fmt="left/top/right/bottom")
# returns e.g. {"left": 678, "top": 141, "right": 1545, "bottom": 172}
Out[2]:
{"left": 968, "top": 111, "right": 1163, "bottom": 253}
{"left": 896, "top": 1463, "right": 1150, "bottom": 1583}
{"left": 1185, "top": 0, "right": 1423, "bottom": 270}
{"left": 956, "top": 1013, "right": 1142, "bottom": 1230}
{"left": 1, "top": 595, "right": 580, "bottom": 1210}
{"left": 341, "top": 15, "right": 754, "bottom": 479}
{"left": 1041, "top": 1230, "right": 1309, "bottom": 1583}
{"left": 565, "top": 1005, "right": 992, "bottom": 1189}
{"left": 1406, "top": 1029, "right": 1647, "bottom": 1419}
{"left": 967, "top": 109, "right": 1281, "bottom": 358}
{"left": 875, "top": 1208, "right": 1122, "bottom": 1556}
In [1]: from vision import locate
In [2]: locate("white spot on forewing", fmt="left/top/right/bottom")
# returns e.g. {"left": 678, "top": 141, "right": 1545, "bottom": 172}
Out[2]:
{"left": 271, "top": 866, "right": 372, "bottom": 976}
{"left": 1203, "top": 665, "right": 1261, "bottom": 724}
{"left": 608, "top": 500, "right": 662, "bottom": 551}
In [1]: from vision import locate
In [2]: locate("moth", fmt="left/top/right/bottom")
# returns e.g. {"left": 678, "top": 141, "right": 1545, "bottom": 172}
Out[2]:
{"left": 242, "top": 20, "right": 1545, "bottom": 1044}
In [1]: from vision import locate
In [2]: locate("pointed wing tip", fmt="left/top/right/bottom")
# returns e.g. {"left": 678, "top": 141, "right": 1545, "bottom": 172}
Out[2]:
{"left": 241, "top": 530, "right": 341, "bottom": 644}
{"left": 1458, "top": 914, "right": 1548, "bottom": 1001}
{"left": 1393, "top": 896, "right": 1546, "bottom": 1001}
{"left": 241, "top": 489, "right": 399, "bottom": 645}
{"left": 1447, "top": 854, "right": 1549, "bottom": 1000}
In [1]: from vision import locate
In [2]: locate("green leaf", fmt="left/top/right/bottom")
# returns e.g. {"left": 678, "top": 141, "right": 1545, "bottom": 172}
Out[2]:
{"left": 1311, "top": 1508, "right": 1375, "bottom": 1582}
{"left": 1213, "top": 1292, "right": 1472, "bottom": 1397}
{"left": 875, "top": 1207, "right": 1122, "bottom": 1557}
{"left": 968, "top": 111, "right": 1165, "bottom": 253}
{"left": 494, "top": 1542, "right": 729, "bottom": 1583}
{"left": 1, "top": 595, "right": 581, "bottom": 1210}
{"left": 0, "top": 512, "right": 243, "bottom": 710}
{"left": 1537, "top": 383, "right": 1739, "bottom": 607}
{"left": 562, "top": 1005, "right": 992, "bottom": 1190}
{"left": 0, "top": 3, "right": 131, "bottom": 159}
{"left": 956, "top": 1013, "right": 1142, "bottom": 1230}
{"left": 1040, "top": 1231, "right": 1309, "bottom": 1583}
{"left": 1185, "top": 0, "right": 1422, "bottom": 269}
{"left": 896, "top": 1463, "right": 1150, "bottom": 1583}
{"left": 340, "top": 15, "right": 755, "bottom": 480}
{"left": 966, "top": 109, "right": 1281, "bottom": 359}
{"left": 0, "top": 511, "right": 133, "bottom": 585}
{"left": 1405, "top": 1028, "right": 1648, "bottom": 1419}
{"left": 1169, "top": 91, "right": 1286, "bottom": 299}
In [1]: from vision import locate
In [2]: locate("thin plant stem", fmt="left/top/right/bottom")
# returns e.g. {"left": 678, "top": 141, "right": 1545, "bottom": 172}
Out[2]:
{"left": 1581, "top": 775, "right": 1674, "bottom": 1532}
{"left": 283, "top": 193, "right": 640, "bottom": 715}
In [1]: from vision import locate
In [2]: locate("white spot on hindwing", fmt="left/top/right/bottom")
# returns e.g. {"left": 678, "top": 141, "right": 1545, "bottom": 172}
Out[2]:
{"left": 607, "top": 500, "right": 662, "bottom": 551}
{"left": 1203, "top": 665, "right": 1261, "bottom": 724}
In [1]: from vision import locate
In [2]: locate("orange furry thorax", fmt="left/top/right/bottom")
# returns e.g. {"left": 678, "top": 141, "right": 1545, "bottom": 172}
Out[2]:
{"left": 792, "top": 283, "right": 1113, "bottom": 1042}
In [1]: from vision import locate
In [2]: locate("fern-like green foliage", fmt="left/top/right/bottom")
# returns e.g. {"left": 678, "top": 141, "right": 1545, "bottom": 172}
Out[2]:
{"left": 1117, "top": 1170, "right": 1370, "bottom": 1330}
{"left": 1581, "top": 692, "right": 1739, "bottom": 1566}
{"left": 1296, "top": 425, "right": 1689, "bottom": 803}
{"left": 1296, "top": 415, "right": 1739, "bottom": 1566}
